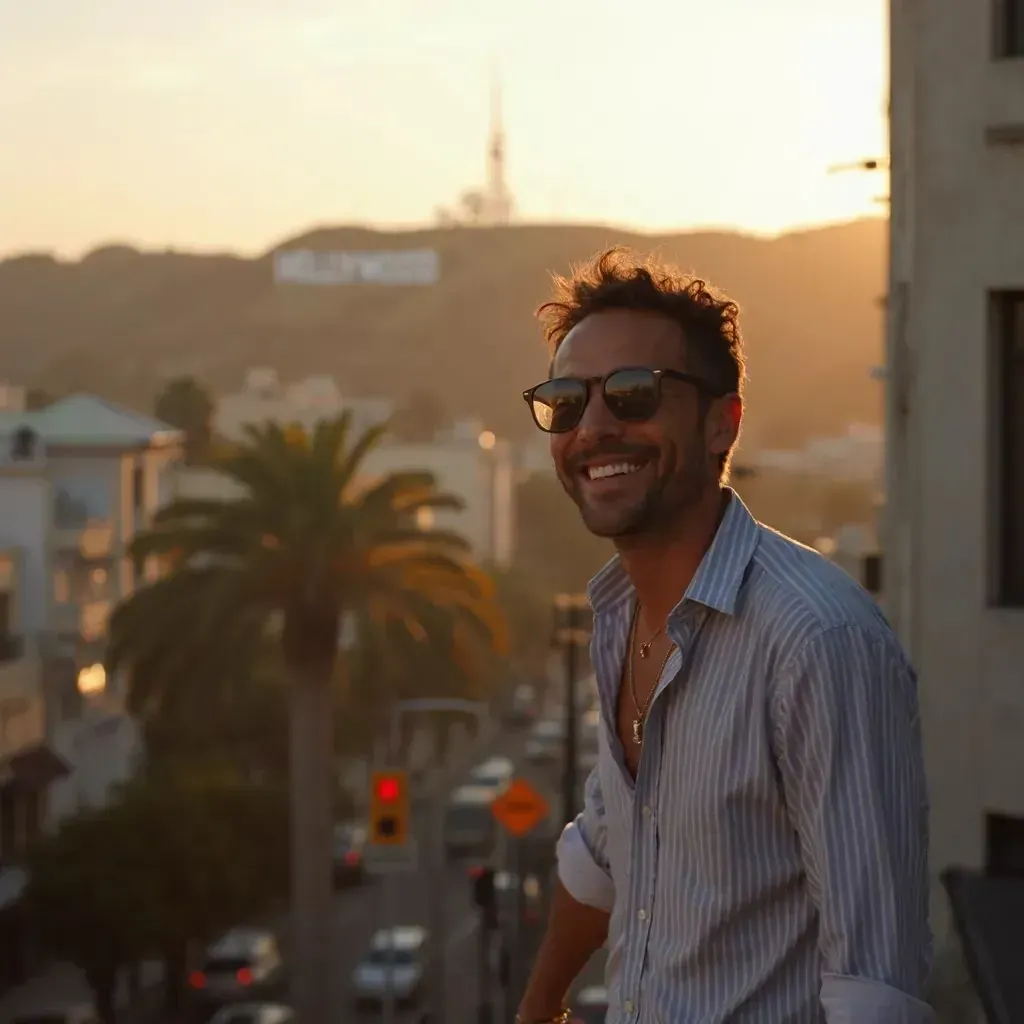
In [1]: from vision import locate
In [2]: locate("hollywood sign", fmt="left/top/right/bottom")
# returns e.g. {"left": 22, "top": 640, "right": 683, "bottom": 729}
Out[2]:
{"left": 273, "top": 248, "right": 440, "bottom": 286}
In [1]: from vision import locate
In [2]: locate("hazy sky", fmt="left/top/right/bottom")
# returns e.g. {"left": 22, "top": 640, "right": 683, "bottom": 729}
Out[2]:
{"left": 2, "top": 0, "right": 888, "bottom": 257}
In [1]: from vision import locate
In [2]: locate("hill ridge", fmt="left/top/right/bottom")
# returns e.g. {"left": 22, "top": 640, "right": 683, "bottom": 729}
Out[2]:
{"left": 0, "top": 219, "right": 886, "bottom": 448}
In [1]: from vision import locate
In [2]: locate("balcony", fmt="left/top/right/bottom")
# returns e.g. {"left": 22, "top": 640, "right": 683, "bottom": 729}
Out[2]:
{"left": 0, "top": 635, "right": 46, "bottom": 761}
{"left": 52, "top": 490, "right": 115, "bottom": 557}
{"left": 51, "top": 600, "right": 112, "bottom": 643}
{"left": 51, "top": 518, "right": 115, "bottom": 559}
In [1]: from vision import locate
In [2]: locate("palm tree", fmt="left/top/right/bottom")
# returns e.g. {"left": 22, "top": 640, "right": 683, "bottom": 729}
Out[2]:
{"left": 106, "top": 416, "right": 505, "bottom": 1024}
{"left": 154, "top": 376, "right": 215, "bottom": 465}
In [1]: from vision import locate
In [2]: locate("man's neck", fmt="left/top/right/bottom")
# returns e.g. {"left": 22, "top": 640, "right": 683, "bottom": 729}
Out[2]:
{"left": 617, "top": 487, "right": 728, "bottom": 629}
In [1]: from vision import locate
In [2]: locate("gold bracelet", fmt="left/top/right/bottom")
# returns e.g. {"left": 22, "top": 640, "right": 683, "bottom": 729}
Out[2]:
{"left": 515, "top": 1011, "right": 572, "bottom": 1024}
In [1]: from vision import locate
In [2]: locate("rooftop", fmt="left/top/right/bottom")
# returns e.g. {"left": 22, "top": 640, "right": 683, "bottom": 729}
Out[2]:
{"left": 0, "top": 395, "right": 181, "bottom": 449}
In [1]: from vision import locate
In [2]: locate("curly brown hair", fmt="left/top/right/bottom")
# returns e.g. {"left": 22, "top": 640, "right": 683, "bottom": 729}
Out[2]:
{"left": 536, "top": 247, "right": 746, "bottom": 399}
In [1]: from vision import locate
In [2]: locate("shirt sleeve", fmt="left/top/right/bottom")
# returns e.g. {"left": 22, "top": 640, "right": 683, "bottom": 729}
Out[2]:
{"left": 556, "top": 763, "right": 615, "bottom": 912}
{"left": 773, "top": 623, "right": 935, "bottom": 1023}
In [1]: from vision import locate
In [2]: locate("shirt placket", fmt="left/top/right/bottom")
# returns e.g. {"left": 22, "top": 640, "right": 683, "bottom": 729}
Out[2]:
{"left": 618, "top": 699, "right": 665, "bottom": 1023}
{"left": 618, "top": 617, "right": 694, "bottom": 1024}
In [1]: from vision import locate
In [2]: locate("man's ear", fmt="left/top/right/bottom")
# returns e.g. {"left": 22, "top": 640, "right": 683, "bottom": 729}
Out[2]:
{"left": 707, "top": 393, "right": 743, "bottom": 458}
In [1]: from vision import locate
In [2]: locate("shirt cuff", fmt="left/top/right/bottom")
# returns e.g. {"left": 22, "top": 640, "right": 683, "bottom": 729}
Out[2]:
{"left": 821, "top": 973, "right": 936, "bottom": 1024}
{"left": 556, "top": 820, "right": 615, "bottom": 912}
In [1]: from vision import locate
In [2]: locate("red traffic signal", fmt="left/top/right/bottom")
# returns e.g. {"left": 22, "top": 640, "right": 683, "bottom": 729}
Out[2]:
{"left": 376, "top": 776, "right": 401, "bottom": 802}
{"left": 369, "top": 770, "right": 409, "bottom": 846}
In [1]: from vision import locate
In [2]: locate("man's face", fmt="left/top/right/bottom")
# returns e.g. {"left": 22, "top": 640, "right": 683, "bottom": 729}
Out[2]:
{"left": 547, "top": 310, "right": 739, "bottom": 540}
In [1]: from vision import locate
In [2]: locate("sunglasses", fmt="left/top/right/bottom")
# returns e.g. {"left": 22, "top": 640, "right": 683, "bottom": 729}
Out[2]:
{"left": 522, "top": 366, "right": 718, "bottom": 434}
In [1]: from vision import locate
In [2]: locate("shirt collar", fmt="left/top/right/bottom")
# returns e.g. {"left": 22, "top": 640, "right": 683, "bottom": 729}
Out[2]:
{"left": 586, "top": 488, "right": 761, "bottom": 619}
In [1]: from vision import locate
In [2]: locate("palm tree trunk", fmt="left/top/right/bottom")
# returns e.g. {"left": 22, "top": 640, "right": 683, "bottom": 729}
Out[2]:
{"left": 288, "top": 667, "right": 335, "bottom": 1024}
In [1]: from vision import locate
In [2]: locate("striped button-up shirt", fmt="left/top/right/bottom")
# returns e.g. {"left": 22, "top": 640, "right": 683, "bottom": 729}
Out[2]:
{"left": 557, "top": 491, "right": 934, "bottom": 1023}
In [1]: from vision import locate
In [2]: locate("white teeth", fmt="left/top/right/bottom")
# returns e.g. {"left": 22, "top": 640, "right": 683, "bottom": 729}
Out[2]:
{"left": 587, "top": 462, "right": 643, "bottom": 481}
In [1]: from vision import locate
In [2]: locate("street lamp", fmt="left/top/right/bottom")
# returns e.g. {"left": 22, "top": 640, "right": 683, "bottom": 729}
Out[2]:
{"left": 76, "top": 663, "right": 106, "bottom": 696}
{"left": 553, "top": 593, "right": 590, "bottom": 826}
{"left": 827, "top": 157, "right": 890, "bottom": 173}
{"left": 827, "top": 157, "right": 891, "bottom": 205}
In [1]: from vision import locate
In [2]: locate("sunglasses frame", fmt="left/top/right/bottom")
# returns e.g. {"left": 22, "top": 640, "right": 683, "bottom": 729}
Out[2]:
{"left": 522, "top": 366, "right": 718, "bottom": 433}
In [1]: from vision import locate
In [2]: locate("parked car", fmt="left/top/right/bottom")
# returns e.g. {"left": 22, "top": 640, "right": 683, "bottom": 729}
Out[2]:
{"left": 351, "top": 926, "right": 430, "bottom": 1009}
{"left": 444, "top": 784, "right": 498, "bottom": 859}
{"left": 494, "top": 870, "right": 545, "bottom": 927}
{"left": 187, "top": 928, "right": 286, "bottom": 1012}
{"left": 505, "top": 684, "right": 538, "bottom": 726}
{"left": 525, "top": 719, "right": 564, "bottom": 763}
{"left": 333, "top": 821, "right": 368, "bottom": 887}
{"left": 469, "top": 756, "right": 514, "bottom": 791}
{"left": 206, "top": 1003, "right": 294, "bottom": 1024}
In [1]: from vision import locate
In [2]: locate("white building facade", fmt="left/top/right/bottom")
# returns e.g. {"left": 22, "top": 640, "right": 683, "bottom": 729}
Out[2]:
{"left": 886, "top": 0, "right": 1024, "bottom": 911}
{"left": 177, "top": 418, "right": 517, "bottom": 568}
{"left": 0, "top": 395, "right": 183, "bottom": 830}
{"left": 215, "top": 369, "right": 394, "bottom": 444}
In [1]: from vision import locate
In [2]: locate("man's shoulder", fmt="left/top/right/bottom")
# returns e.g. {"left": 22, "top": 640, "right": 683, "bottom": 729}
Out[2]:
{"left": 742, "top": 522, "right": 895, "bottom": 653}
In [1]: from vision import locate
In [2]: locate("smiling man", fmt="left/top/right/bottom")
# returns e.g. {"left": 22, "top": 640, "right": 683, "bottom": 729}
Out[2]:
{"left": 516, "top": 249, "right": 934, "bottom": 1024}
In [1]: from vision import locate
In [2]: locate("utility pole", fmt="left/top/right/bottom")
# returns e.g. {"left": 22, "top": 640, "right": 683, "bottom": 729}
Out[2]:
{"left": 386, "top": 698, "right": 491, "bottom": 1024}
{"left": 470, "top": 866, "right": 497, "bottom": 1024}
{"left": 554, "top": 593, "right": 590, "bottom": 825}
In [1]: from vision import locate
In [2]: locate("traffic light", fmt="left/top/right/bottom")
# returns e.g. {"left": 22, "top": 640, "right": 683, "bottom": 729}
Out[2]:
{"left": 470, "top": 866, "right": 497, "bottom": 929}
{"left": 369, "top": 770, "right": 409, "bottom": 846}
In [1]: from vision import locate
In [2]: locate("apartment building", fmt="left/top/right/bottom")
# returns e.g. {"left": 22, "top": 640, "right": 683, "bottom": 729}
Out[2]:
{"left": 176, "top": 418, "right": 518, "bottom": 568}
{"left": 886, "top": 0, "right": 1024, "bottom": 917}
{"left": 0, "top": 545, "right": 61, "bottom": 990}
{"left": 0, "top": 394, "right": 183, "bottom": 834}
{"left": 215, "top": 368, "right": 394, "bottom": 443}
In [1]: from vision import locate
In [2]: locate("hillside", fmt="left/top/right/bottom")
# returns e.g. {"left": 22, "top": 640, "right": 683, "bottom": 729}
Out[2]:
{"left": 0, "top": 220, "right": 886, "bottom": 447}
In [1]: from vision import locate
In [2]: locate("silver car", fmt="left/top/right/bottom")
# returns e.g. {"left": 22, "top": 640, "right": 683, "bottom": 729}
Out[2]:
{"left": 187, "top": 929, "right": 286, "bottom": 1009}
{"left": 525, "top": 719, "right": 564, "bottom": 763}
{"left": 351, "top": 926, "right": 429, "bottom": 1008}
{"left": 206, "top": 1004, "right": 294, "bottom": 1024}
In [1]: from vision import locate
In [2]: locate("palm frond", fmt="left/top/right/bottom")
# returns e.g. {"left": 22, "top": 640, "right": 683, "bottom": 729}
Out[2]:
{"left": 112, "top": 413, "right": 506, "bottom": 741}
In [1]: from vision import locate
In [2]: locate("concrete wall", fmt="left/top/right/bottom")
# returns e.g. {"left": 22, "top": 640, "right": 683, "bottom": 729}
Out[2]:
{"left": 888, "top": 0, "right": 1024, "bottom": 893}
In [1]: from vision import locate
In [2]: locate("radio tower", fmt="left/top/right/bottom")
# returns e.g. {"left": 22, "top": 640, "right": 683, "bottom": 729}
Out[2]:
{"left": 484, "top": 75, "right": 514, "bottom": 225}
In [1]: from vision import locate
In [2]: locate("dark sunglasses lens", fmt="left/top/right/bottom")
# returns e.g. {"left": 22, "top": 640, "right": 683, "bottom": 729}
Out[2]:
{"left": 530, "top": 378, "right": 587, "bottom": 432}
{"left": 604, "top": 369, "right": 659, "bottom": 422}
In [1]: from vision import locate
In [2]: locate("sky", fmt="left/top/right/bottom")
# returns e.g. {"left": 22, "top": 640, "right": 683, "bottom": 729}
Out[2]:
{"left": 1, "top": 0, "right": 889, "bottom": 258}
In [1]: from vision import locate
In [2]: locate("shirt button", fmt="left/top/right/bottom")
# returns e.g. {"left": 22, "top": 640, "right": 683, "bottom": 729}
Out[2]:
{"left": 643, "top": 805, "right": 652, "bottom": 817}
{"left": 638, "top": 908, "right": 647, "bottom": 921}
{"left": 624, "top": 999, "right": 634, "bottom": 1014}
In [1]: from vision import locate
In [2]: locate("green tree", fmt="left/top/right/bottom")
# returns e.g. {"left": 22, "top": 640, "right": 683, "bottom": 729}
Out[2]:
{"left": 26, "top": 804, "right": 153, "bottom": 1023}
{"left": 154, "top": 375, "right": 215, "bottom": 464}
{"left": 116, "top": 774, "right": 288, "bottom": 1011}
{"left": 491, "top": 565, "right": 560, "bottom": 678}
{"left": 25, "top": 777, "right": 287, "bottom": 1024}
{"left": 514, "top": 473, "right": 613, "bottom": 591}
{"left": 106, "top": 415, "right": 506, "bottom": 1024}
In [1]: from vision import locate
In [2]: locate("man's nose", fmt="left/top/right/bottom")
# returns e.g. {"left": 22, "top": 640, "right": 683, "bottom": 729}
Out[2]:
{"left": 573, "top": 382, "right": 618, "bottom": 442}
{"left": 575, "top": 384, "right": 619, "bottom": 435}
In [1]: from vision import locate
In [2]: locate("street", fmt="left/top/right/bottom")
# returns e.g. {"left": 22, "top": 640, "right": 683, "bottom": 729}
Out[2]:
{"left": 327, "top": 711, "right": 611, "bottom": 1022}
{"left": 0, "top": 714, "right": 606, "bottom": 1024}
{"left": 328, "top": 719, "right": 563, "bottom": 1022}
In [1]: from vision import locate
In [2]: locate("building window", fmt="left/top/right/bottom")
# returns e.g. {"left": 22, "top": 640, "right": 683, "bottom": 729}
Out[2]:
{"left": 132, "top": 465, "right": 145, "bottom": 511}
{"left": 862, "top": 553, "right": 882, "bottom": 595}
{"left": 993, "top": 291, "right": 1024, "bottom": 606}
{"left": 995, "top": 0, "right": 1024, "bottom": 57}
{"left": 986, "top": 813, "right": 1024, "bottom": 875}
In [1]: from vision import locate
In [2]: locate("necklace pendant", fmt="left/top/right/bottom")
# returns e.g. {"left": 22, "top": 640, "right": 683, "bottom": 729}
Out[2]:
{"left": 632, "top": 718, "right": 643, "bottom": 745}
{"left": 639, "top": 642, "right": 651, "bottom": 659}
